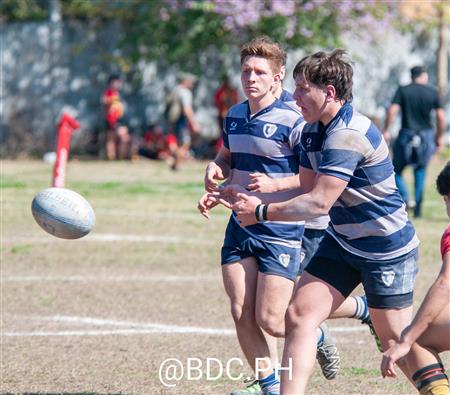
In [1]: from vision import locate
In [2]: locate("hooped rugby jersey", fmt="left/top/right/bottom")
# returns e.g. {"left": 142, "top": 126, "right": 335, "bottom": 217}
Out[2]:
{"left": 300, "top": 103, "right": 419, "bottom": 260}
{"left": 223, "top": 98, "right": 305, "bottom": 248}
{"left": 279, "top": 90, "right": 330, "bottom": 231}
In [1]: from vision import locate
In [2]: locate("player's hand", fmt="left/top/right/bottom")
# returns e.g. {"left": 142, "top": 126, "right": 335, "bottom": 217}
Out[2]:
{"left": 197, "top": 192, "right": 219, "bottom": 219}
{"left": 247, "top": 173, "right": 278, "bottom": 193}
{"left": 222, "top": 185, "right": 262, "bottom": 227}
{"left": 380, "top": 342, "right": 411, "bottom": 379}
{"left": 204, "top": 162, "right": 226, "bottom": 192}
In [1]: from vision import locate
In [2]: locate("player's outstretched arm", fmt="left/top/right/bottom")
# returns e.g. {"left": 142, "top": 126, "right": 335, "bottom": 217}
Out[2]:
{"left": 247, "top": 173, "right": 300, "bottom": 193}
{"left": 219, "top": 169, "right": 343, "bottom": 227}
{"left": 380, "top": 252, "right": 450, "bottom": 378}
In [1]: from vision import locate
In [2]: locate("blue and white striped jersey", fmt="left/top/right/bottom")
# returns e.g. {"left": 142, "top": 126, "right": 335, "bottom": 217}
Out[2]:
{"left": 224, "top": 98, "right": 305, "bottom": 248}
{"left": 279, "top": 89, "right": 330, "bottom": 231}
{"left": 300, "top": 103, "right": 419, "bottom": 259}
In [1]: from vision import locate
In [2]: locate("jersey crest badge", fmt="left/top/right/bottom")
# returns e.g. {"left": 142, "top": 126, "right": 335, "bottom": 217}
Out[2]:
{"left": 263, "top": 123, "right": 278, "bottom": 138}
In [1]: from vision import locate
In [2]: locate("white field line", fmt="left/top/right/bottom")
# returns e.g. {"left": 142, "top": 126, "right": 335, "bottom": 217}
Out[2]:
{"left": 3, "top": 233, "right": 218, "bottom": 245}
{"left": 2, "top": 315, "right": 366, "bottom": 337}
{"left": 1, "top": 275, "right": 218, "bottom": 283}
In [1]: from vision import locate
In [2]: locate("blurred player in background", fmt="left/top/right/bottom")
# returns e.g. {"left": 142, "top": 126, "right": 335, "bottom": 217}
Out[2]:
{"left": 164, "top": 72, "right": 201, "bottom": 171}
{"left": 102, "top": 74, "right": 131, "bottom": 160}
{"left": 383, "top": 65, "right": 446, "bottom": 218}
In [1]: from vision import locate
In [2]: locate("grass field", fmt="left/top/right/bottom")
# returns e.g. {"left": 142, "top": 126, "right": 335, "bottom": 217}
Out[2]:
{"left": 1, "top": 156, "right": 449, "bottom": 395}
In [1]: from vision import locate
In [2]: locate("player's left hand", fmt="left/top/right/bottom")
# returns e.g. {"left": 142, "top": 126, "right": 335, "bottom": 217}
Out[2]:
{"left": 197, "top": 192, "right": 219, "bottom": 219}
{"left": 380, "top": 342, "right": 411, "bottom": 379}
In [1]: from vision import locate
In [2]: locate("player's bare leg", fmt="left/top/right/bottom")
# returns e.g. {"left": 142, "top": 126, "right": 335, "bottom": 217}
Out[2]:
{"left": 281, "top": 272, "right": 345, "bottom": 395}
{"left": 117, "top": 126, "right": 130, "bottom": 160}
{"left": 222, "top": 258, "right": 273, "bottom": 378}
{"left": 106, "top": 128, "right": 117, "bottom": 160}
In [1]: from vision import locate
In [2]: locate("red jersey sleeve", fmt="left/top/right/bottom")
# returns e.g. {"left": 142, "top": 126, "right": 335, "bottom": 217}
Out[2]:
{"left": 440, "top": 225, "right": 450, "bottom": 259}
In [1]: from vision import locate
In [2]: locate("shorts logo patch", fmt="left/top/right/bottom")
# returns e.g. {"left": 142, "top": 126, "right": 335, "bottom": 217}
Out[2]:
{"left": 278, "top": 253, "right": 291, "bottom": 268}
{"left": 300, "top": 251, "right": 306, "bottom": 263}
{"left": 381, "top": 270, "right": 395, "bottom": 287}
{"left": 263, "top": 123, "right": 278, "bottom": 138}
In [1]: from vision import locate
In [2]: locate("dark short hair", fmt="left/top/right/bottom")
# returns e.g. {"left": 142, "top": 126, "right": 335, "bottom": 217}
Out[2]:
{"left": 410, "top": 65, "right": 426, "bottom": 80}
{"left": 293, "top": 49, "right": 353, "bottom": 102}
{"left": 108, "top": 74, "right": 121, "bottom": 84}
{"left": 240, "top": 36, "right": 286, "bottom": 73}
{"left": 436, "top": 161, "right": 450, "bottom": 196}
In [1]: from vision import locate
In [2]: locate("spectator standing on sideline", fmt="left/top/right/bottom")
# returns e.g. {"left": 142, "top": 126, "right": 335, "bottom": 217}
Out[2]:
{"left": 213, "top": 74, "right": 239, "bottom": 152}
{"left": 102, "top": 74, "right": 131, "bottom": 160}
{"left": 383, "top": 65, "right": 446, "bottom": 217}
{"left": 164, "top": 72, "right": 201, "bottom": 171}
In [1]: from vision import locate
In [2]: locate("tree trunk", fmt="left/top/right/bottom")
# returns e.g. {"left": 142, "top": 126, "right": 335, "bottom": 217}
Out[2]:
{"left": 436, "top": 0, "right": 448, "bottom": 103}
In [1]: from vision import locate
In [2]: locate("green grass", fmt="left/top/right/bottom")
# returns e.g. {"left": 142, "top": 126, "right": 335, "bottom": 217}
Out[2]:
{"left": 1, "top": 157, "right": 449, "bottom": 395}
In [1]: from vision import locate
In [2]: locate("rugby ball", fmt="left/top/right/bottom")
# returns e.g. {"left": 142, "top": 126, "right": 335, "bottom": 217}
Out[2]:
{"left": 31, "top": 187, "right": 95, "bottom": 239}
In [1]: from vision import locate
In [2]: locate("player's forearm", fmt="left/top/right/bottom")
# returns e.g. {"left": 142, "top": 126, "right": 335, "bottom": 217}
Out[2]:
{"left": 212, "top": 152, "right": 231, "bottom": 179}
{"left": 273, "top": 174, "right": 301, "bottom": 192}
{"left": 401, "top": 275, "right": 450, "bottom": 346}
{"left": 266, "top": 192, "right": 329, "bottom": 221}
{"left": 436, "top": 109, "right": 446, "bottom": 138}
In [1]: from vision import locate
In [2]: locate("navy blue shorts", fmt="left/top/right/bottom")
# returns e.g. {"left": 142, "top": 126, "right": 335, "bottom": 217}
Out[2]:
{"left": 299, "top": 228, "right": 326, "bottom": 275}
{"left": 305, "top": 233, "right": 418, "bottom": 309}
{"left": 221, "top": 219, "right": 301, "bottom": 281}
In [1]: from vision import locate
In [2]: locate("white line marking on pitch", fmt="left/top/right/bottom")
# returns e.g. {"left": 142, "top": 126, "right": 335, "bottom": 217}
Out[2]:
{"left": 4, "top": 233, "right": 218, "bottom": 245}
{"left": 2, "top": 275, "right": 218, "bottom": 283}
{"left": 3, "top": 315, "right": 366, "bottom": 337}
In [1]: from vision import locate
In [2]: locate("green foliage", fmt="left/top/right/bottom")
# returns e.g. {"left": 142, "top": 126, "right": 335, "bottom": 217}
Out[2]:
{"left": 0, "top": 0, "right": 47, "bottom": 21}
{"left": 0, "top": 0, "right": 401, "bottom": 72}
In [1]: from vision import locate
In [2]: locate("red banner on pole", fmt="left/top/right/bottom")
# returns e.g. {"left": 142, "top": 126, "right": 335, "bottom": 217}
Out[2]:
{"left": 52, "top": 112, "right": 80, "bottom": 188}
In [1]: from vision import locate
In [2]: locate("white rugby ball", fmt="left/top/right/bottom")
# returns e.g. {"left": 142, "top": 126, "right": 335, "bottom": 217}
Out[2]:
{"left": 31, "top": 187, "right": 95, "bottom": 239}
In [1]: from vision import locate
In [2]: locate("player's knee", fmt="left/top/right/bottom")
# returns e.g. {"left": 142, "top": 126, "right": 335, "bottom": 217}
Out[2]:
{"left": 229, "top": 301, "right": 254, "bottom": 326}
{"left": 285, "top": 303, "right": 318, "bottom": 335}
{"left": 256, "top": 310, "right": 283, "bottom": 337}
{"left": 285, "top": 304, "right": 302, "bottom": 335}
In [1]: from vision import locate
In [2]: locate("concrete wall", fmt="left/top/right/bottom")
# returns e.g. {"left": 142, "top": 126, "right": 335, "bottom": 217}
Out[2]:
{"left": 1, "top": 19, "right": 447, "bottom": 156}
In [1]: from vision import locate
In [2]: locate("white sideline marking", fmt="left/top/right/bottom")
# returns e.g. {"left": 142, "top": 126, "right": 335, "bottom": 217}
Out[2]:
{"left": 4, "top": 233, "right": 218, "bottom": 245}
{"left": 3, "top": 314, "right": 366, "bottom": 337}
{"left": 4, "top": 315, "right": 235, "bottom": 337}
{"left": 2, "top": 275, "right": 218, "bottom": 283}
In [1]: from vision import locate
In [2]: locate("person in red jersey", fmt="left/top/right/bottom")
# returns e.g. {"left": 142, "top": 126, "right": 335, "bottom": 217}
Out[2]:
{"left": 102, "top": 74, "right": 131, "bottom": 160}
{"left": 381, "top": 161, "right": 450, "bottom": 395}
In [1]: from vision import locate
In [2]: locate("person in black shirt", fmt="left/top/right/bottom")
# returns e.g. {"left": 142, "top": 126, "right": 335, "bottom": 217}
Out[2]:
{"left": 383, "top": 65, "right": 445, "bottom": 217}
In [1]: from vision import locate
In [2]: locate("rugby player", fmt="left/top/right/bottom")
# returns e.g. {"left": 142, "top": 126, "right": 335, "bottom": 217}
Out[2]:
{"left": 218, "top": 49, "right": 439, "bottom": 395}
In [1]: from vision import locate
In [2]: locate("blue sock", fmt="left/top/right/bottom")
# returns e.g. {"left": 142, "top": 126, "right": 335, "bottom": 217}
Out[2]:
{"left": 259, "top": 371, "right": 280, "bottom": 394}
{"left": 316, "top": 326, "right": 324, "bottom": 347}
{"left": 352, "top": 295, "right": 370, "bottom": 323}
